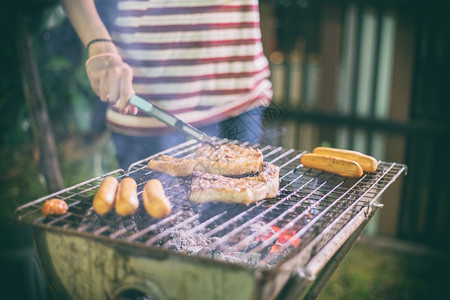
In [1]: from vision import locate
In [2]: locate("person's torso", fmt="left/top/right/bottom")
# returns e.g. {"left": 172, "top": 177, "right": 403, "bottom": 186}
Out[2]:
{"left": 108, "top": 0, "right": 272, "bottom": 136}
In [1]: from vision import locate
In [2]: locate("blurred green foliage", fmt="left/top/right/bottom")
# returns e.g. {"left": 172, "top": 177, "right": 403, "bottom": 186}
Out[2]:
{"left": 0, "top": 4, "right": 104, "bottom": 234}
{"left": 321, "top": 241, "right": 448, "bottom": 300}
{"left": 1, "top": 4, "right": 96, "bottom": 148}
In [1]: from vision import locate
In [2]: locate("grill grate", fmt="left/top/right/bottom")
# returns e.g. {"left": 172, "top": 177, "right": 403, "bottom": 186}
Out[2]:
{"left": 15, "top": 139, "right": 406, "bottom": 269}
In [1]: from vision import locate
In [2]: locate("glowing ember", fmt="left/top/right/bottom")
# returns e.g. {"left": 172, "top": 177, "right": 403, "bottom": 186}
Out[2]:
{"left": 260, "top": 225, "right": 301, "bottom": 254}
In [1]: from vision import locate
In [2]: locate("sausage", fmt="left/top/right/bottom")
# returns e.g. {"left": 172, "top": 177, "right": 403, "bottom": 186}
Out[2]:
{"left": 142, "top": 179, "right": 171, "bottom": 218}
{"left": 42, "top": 198, "right": 68, "bottom": 216}
{"left": 93, "top": 176, "right": 118, "bottom": 215}
{"left": 115, "top": 177, "right": 139, "bottom": 216}
{"left": 301, "top": 153, "right": 364, "bottom": 178}
{"left": 312, "top": 147, "right": 378, "bottom": 173}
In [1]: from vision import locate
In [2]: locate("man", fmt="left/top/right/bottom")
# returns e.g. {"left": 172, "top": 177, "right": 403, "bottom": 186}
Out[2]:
{"left": 62, "top": 0, "right": 272, "bottom": 169}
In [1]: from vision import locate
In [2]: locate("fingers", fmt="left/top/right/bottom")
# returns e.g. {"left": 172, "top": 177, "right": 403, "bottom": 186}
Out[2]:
{"left": 108, "top": 70, "right": 120, "bottom": 103}
{"left": 98, "top": 70, "right": 110, "bottom": 101}
{"left": 117, "top": 63, "right": 134, "bottom": 113}
{"left": 129, "top": 105, "right": 138, "bottom": 115}
{"left": 98, "top": 67, "right": 121, "bottom": 103}
{"left": 86, "top": 55, "right": 131, "bottom": 106}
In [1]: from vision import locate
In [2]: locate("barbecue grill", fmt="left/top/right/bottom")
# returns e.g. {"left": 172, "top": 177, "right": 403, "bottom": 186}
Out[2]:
{"left": 15, "top": 139, "right": 406, "bottom": 300}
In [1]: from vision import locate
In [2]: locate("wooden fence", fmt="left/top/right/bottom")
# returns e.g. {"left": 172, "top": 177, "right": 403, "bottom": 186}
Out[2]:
{"left": 260, "top": 0, "right": 450, "bottom": 251}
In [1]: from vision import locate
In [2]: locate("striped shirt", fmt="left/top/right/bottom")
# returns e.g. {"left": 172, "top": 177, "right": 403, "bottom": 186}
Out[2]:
{"left": 107, "top": 0, "right": 272, "bottom": 136}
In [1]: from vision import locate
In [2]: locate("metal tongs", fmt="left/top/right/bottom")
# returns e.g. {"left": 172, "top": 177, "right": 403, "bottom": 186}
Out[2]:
{"left": 129, "top": 94, "right": 216, "bottom": 145}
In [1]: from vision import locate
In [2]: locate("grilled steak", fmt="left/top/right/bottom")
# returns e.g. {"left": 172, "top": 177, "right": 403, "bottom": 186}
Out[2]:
{"left": 189, "top": 162, "right": 280, "bottom": 205}
{"left": 146, "top": 155, "right": 195, "bottom": 177}
{"left": 147, "top": 144, "right": 263, "bottom": 176}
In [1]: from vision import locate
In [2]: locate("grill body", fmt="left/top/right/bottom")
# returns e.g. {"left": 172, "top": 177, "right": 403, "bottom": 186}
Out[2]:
{"left": 33, "top": 228, "right": 265, "bottom": 300}
{"left": 16, "top": 139, "right": 406, "bottom": 300}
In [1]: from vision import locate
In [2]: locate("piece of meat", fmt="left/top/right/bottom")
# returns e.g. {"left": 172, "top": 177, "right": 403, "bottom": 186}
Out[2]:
{"left": 147, "top": 144, "right": 263, "bottom": 176}
{"left": 312, "top": 146, "right": 378, "bottom": 173}
{"left": 301, "top": 153, "right": 363, "bottom": 178}
{"left": 189, "top": 162, "right": 280, "bottom": 205}
{"left": 115, "top": 177, "right": 139, "bottom": 216}
{"left": 42, "top": 198, "right": 68, "bottom": 216}
{"left": 147, "top": 155, "right": 195, "bottom": 177}
{"left": 93, "top": 176, "right": 118, "bottom": 215}
{"left": 143, "top": 179, "right": 172, "bottom": 218}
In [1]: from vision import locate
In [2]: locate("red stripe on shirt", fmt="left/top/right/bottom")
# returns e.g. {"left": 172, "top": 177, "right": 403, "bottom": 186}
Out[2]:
{"left": 133, "top": 65, "right": 270, "bottom": 84}
{"left": 124, "top": 52, "right": 265, "bottom": 67}
{"left": 114, "top": 38, "right": 259, "bottom": 50}
{"left": 130, "top": 77, "right": 269, "bottom": 101}
{"left": 118, "top": 5, "right": 258, "bottom": 16}
{"left": 112, "top": 22, "right": 260, "bottom": 33}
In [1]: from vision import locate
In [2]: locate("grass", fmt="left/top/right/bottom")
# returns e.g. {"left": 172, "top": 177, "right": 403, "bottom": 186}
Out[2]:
{"left": 320, "top": 237, "right": 449, "bottom": 300}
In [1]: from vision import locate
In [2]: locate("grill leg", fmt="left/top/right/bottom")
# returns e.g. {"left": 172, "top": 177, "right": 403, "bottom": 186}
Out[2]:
{"left": 302, "top": 215, "right": 372, "bottom": 299}
{"left": 276, "top": 211, "right": 374, "bottom": 300}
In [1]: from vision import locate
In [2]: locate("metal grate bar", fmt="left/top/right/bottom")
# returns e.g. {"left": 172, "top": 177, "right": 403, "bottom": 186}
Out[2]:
{"left": 124, "top": 145, "right": 303, "bottom": 253}
{"left": 144, "top": 213, "right": 202, "bottom": 246}
{"left": 161, "top": 211, "right": 228, "bottom": 248}
{"left": 15, "top": 139, "right": 407, "bottom": 271}
{"left": 268, "top": 161, "right": 400, "bottom": 259}
{"left": 15, "top": 170, "right": 125, "bottom": 223}
{"left": 193, "top": 152, "right": 305, "bottom": 243}
{"left": 196, "top": 173, "right": 320, "bottom": 255}
{"left": 125, "top": 211, "right": 184, "bottom": 241}
{"left": 233, "top": 176, "right": 345, "bottom": 256}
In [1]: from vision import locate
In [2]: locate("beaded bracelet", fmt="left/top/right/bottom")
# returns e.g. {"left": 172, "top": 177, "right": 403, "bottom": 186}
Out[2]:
{"left": 86, "top": 38, "right": 114, "bottom": 52}
{"left": 85, "top": 53, "right": 123, "bottom": 67}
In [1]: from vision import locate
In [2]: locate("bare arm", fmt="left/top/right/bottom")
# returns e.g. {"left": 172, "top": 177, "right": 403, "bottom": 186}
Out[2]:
{"left": 61, "top": 0, "right": 117, "bottom": 54}
{"left": 61, "top": 0, "right": 135, "bottom": 113}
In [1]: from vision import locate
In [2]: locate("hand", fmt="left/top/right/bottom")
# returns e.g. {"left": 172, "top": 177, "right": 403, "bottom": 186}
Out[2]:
{"left": 85, "top": 54, "right": 137, "bottom": 114}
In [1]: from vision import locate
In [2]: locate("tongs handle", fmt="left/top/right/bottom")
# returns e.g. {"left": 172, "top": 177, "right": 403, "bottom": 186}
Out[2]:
{"left": 129, "top": 94, "right": 214, "bottom": 144}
